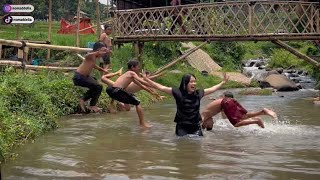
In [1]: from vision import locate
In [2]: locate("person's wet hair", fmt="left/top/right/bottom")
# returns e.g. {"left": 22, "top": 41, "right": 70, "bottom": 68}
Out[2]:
{"left": 179, "top": 73, "right": 196, "bottom": 94}
{"left": 127, "top": 59, "right": 139, "bottom": 70}
{"left": 223, "top": 91, "right": 234, "bottom": 98}
{"left": 92, "top": 42, "right": 105, "bottom": 52}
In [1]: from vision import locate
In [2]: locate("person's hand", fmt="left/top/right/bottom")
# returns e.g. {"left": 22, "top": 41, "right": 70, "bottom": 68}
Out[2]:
{"left": 222, "top": 72, "right": 229, "bottom": 84}
{"left": 152, "top": 92, "right": 163, "bottom": 101}
{"left": 140, "top": 70, "right": 148, "bottom": 80}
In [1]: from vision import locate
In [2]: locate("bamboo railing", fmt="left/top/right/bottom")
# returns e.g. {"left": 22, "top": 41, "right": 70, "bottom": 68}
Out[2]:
{"left": 112, "top": 1, "right": 320, "bottom": 42}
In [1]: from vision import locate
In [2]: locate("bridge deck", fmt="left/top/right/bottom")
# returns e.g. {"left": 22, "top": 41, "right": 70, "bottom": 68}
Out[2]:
{"left": 112, "top": 1, "right": 320, "bottom": 42}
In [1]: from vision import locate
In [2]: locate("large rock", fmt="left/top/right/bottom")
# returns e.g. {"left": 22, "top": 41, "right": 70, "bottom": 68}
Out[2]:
{"left": 265, "top": 74, "right": 299, "bottom": 91}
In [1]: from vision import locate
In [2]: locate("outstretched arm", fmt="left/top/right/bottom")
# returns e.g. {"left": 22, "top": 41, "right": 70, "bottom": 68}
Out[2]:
{"left": 204, "top": 72, "right": 229, "bottom": 96}
{"left": 132, "top": 73, "right": 160, "bottom": 97}
{"left": 142, "top": 74, "right": 172, "bottom": 96}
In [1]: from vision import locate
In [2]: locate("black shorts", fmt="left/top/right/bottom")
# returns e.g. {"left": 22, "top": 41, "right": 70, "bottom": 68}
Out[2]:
{"left": 100, "top": 55, "right": 110, "bottom": 67}
{"left": 106, "top": 86, "right": 140, "bottom": 106}
{"left": 175, "top": 123, "right": 203, "bottom": 137}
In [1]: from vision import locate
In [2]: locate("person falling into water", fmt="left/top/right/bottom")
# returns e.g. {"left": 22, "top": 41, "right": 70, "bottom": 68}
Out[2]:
{"left": 142, "top": 72, "right": 229, "bottom": 136}
{"left": 106, "top": 59, "right": 161, "bottom": 128}
{"left": 72, "top": 42, "right": 111, "bottom": 113}
{"left": 201, "top": 91, "right": 278, "bottom": 130}
{"left": 101, "top": 70, "right": 165, "bottom": 112}
{"left": 99, "top": 24, "right": 113, "bottom": 72}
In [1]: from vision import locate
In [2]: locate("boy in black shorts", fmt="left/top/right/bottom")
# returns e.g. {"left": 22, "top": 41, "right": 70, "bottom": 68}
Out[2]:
{"left": 106, "top": 59, "right": 160, "bottom": 128}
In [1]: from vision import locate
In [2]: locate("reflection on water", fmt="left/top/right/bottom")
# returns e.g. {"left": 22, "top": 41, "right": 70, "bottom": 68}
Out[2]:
{"left": 2, "top": 89, "right": 320, "bottom": 179}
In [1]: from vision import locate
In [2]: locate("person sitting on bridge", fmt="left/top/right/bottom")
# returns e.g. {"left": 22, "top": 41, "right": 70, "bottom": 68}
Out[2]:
{"left": 72, "top": 42, "right": 111, "bottom": 113}
{"left": 106, "top": 59, "right": 161, "bottom": 128}
{"left": 201, "top": 91, "right": 278, "bottom": 130}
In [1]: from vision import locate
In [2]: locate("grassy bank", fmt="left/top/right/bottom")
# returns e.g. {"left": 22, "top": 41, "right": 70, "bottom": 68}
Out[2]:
{"left": 0, "top": 41, "right": 247, "bottom": 162}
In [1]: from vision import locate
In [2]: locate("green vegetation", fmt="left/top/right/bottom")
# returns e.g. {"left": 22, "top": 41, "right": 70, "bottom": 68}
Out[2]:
{"left": 196, "top": 41, "right": 246, "bottom": 71}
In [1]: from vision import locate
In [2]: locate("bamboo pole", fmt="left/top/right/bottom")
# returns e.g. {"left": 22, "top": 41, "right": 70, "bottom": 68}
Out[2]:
{"left": 152, "top": 41, "right": 208, "bottom": 76}
{"left": 47, "top": 0, "right": 52, "bottom": 60}
{"left": 0, "top": 60, "right": 77, "bottom": 71}
{"left": 272, "top": 40, "right": 320, "bottom": 67}
{"left": 0, "top": 39, "right": 92, "bottom": 53}
{"left": 114, "top": 34, "right": 320, "bottom": 42}
{"left": 76, "top": 0, "right": 81, "bottom": 47}
{"left": 95, "top": 0, "right": 101, "bottom": 39}
{"left": 0, "top": 44, "right": 2, "bottom": 59}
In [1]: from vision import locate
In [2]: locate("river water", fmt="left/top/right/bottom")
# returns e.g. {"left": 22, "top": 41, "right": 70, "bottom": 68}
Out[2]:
{"left": 2, "top": 89, "right": 320, "bottom": 180}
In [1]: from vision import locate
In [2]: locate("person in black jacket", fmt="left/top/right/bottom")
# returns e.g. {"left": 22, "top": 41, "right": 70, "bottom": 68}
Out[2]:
{"left": 142, "top": 72, "right": 229, "bottom": 136}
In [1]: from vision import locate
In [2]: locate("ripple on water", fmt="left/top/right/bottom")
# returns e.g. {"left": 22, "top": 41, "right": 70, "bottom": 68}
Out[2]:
{"left": 13, "top": 166, "right": 90, "bottom": 178}
{"left": 40, "top": 154, "right": 81, "bottom": 167}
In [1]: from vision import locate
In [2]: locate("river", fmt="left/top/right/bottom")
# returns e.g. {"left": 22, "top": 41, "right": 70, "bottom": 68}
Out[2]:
{"left": 2, "top": 89, "right": 320, "bottom": 179}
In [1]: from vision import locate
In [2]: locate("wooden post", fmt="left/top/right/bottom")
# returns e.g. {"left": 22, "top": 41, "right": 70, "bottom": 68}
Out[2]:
{"left": 272, "top": 40, "right": 320, "bottom": 67}
{"left": 133, "top": 41, "right": 144, "bottom": 68}
{"left": 95, "top": 0, "right": 101, "bottom": 39}
{"left": 76, "top": 0, "right": 81, "bottom": 47}
{"left": 47, "top": 0, "right": 52, "bottom": 60}
{"left": 0, "top": 44, "right": 2, "bottom": 59}
{"left": 248, "top": 2, "right": 253, "bottom": 34}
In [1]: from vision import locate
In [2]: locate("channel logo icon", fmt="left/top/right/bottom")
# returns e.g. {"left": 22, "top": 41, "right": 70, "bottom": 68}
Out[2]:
{"left": 3, "top": 15, "right": 13, "bottom": 24}
{"left": 3, "top": 4, "right": 34, "bottom": 13}
{"left": 3, "top": 4, "right": 12, "bottom": 12}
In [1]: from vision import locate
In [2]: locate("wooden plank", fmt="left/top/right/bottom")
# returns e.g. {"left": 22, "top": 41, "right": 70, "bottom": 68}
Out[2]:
{"left": 272, "top": 39, "right": 320, "bottom": 67}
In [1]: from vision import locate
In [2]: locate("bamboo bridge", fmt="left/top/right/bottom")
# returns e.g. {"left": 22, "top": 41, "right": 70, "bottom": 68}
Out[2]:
{"left": 112, "top": 1, "right": 320, "bottom": 42}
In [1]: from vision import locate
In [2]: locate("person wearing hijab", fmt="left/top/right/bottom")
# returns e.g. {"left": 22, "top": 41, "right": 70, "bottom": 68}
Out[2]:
{"left": 142, "top": 72, "right": 229, "bottom": 136}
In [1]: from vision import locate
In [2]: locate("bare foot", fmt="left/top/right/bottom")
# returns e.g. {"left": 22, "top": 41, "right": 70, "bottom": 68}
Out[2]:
{"left": 140, "top": 123, "right": 152, "bottom": 128}
{"left": 107, "top": 105, "right": 117, "bottom": 114}
{"left": 88, "top": 106, "right": 102, "bottom": 113}
{"left": 116, "top": 102, "right": 126, "bottom": 111}
{"left": 116, "top": 67, "right": 123, "bottom": 76}
{"left": 255, "top": 119, "right": 265, "bottom": 128}
{"left": 263, "top": 108, "right": 278, "bottom": 119}
{"left": 79, "top": 99, "right": 87, "bottom": 113}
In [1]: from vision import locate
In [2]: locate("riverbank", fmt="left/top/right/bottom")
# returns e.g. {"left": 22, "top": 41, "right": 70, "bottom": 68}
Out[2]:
{"left": 0, "top": 63, "right": 247, "bottom": 162}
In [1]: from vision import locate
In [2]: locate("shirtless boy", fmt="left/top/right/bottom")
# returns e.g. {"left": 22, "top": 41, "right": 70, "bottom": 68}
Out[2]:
{"left": 201, "top": 91, "right": 277, "bottom": 130}
{"left": 72, "top": 42, "right": 111, "bottom": 113}
{"left": 101, "top": 71, "right": 164, "bottom": 111}
{"left": 106, "top": 59, "right": 160, "bottom": 128}
{"left": 99, "top": 24, "right": 113, "bottom": 71}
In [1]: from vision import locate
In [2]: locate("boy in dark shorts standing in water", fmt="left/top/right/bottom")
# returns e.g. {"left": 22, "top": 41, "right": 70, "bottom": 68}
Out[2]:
{"left": 73, "top": 42, "right": 111, "bottom": 113}
{"left": 201, "top": 91, "right": 278, "bottom": 130}
{"left": 106, "top": 59, "right": 160, "bottom": 128}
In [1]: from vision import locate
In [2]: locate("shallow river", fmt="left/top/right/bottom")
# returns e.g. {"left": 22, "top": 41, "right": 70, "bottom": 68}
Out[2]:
{"left": 2, "top": 89, "right": 320, "bottom": 180}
